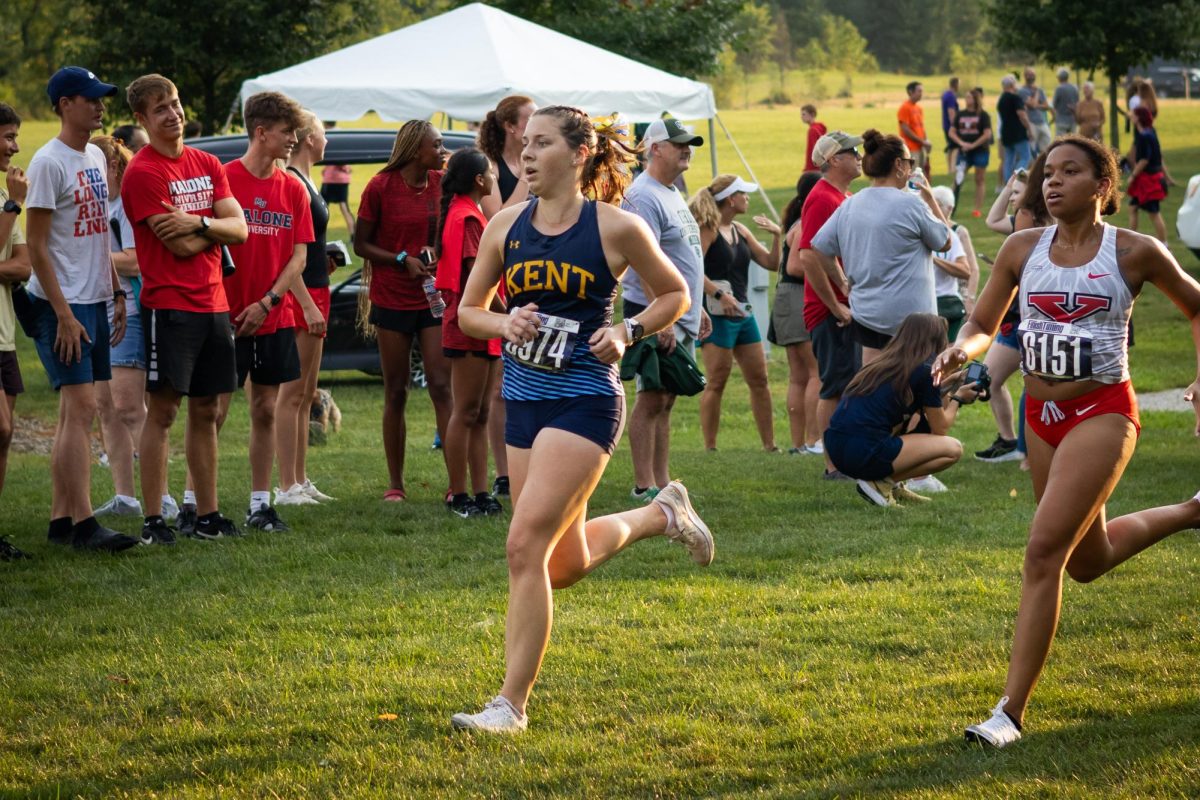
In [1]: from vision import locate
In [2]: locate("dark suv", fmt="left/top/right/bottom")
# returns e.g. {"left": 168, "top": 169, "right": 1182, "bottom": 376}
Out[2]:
{"left": 189, "top": 128, "right": 477, "bottom": 376}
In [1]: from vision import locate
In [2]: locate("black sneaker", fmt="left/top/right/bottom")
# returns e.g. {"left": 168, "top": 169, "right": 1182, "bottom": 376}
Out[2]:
{"left": 72, "top": 518, "right": 140, "bottom": 553}
{"left": 177, "top": 504, "right": 198, "bottom": 536}
{"left": 141, "top": 517, "right": 178, "bottom": 546}
{"left": 492, "top": 476, "right": 510, "bottom": 497}
{"left": 192, "top": 513, "right": 242, "bottom": 540}
{"left": 475, "top": 492, "right": 503, "bottom": 515}
{"left": 447, "top": 493, "right": 483, "bottom": 519}
{"left": 0, "top": 536, "right": 30, "bottom": 561}
{"left": 246, "top": 505, "right": 290, "bottom": 532}
{"left": 975, "top": 435, "right": 1021, "bottom": 463}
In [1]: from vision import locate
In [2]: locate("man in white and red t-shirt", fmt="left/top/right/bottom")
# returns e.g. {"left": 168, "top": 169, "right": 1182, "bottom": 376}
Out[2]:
{"left": 25, "top": 67, "right": 140, "bottom": 552}
{"left": 122, "top": 73, "right": 248, "bottom": 544}
{"left": 789, "top": 131, "right": 862, "bottom": 479}
{"left": 217, "top": 91, "right": 315, "bottom": 533}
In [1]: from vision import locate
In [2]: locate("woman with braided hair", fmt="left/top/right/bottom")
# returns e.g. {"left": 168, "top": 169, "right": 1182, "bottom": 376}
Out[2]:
{"left": 353, "top": 121, "right": 450, "bottom": 501}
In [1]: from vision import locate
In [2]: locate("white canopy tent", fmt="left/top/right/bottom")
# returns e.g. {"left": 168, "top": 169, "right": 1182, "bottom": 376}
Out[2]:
{"left": 240, "top": 3, "right": 778, "bottom": 341}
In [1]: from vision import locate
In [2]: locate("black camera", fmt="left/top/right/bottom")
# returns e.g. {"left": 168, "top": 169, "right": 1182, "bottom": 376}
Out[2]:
{"left": 964, "top": 361, "right": 991, "bottom": 401}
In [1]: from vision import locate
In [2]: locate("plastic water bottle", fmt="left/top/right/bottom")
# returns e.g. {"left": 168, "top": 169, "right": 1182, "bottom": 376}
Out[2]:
{"left": 422, "top": 276, "right": 445, "bottom": 318}
{"left": 907, "top": 167, "right": 925, "bottom": 193}
{"left": 955, "top": 160, "right": 966, "bottom": 187}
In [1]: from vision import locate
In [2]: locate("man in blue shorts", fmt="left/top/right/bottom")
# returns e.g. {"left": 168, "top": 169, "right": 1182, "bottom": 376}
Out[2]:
{"left": 25, "top": 67, "right": 138, "bottom": 551}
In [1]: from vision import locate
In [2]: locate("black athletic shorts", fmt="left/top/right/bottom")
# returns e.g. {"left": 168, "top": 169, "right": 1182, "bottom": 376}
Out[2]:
{"left": 849, "top": 319, "right": 893, "bottom": 351}
{"left": 0, "top": 350, "right": 23, "bottom": 396}
{"left": 369, "top": 304, "right": 442, "bottom": 334}
{"left": 144, "top": 307, "right": 237, "bottom": 397}
{"left": 810, "top": 316, "right": 861, "bottom": 400}
{"left": 320, "top": 183, "right": 349, "bottom": 205}
{"left": 236, "top": 327, "right": 301, "bottom": 387}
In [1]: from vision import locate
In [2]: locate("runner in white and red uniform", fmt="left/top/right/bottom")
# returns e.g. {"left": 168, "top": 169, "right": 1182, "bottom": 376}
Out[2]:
{"left": 933, "top": 135, "right": 1200, "bottom": 749}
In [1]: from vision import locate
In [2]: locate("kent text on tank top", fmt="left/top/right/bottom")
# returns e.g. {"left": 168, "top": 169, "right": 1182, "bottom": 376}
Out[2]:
{"left": 1018, "top": 223, "right": 1133, "bottom": 383}
{"left": 501, "top": 198, "right": 621, "bottom": 400}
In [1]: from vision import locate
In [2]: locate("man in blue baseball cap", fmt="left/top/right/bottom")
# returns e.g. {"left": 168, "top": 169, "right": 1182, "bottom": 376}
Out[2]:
{"left": 46, "top": 66, "right": 117, "bottom": 109}
{"left": 24, "top": 66, "right": 138, "bottom": 552}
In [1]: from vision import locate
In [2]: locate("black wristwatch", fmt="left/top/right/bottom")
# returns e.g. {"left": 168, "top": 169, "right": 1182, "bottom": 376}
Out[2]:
{"left": 2, "top": 199, "right": 20, "bottom": 216}
{"left": 197, "top": 216, "right": 211, "bottom": 236}
{"left": 624, "top": 317, "right": 645, "bottom": 344}
{"left": 113, "top": 289, "right": 128, "bottom": 299}
{"left": 713, "top": 289, "right": 725, "bottom": 301}
{"left": 265, "top": 290, "right": 282, "bottom": 307}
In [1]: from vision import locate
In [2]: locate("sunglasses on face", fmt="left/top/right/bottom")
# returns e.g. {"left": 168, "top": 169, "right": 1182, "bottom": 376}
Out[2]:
{"left": 835, "top": 148, "right": 861, "bottom": 159}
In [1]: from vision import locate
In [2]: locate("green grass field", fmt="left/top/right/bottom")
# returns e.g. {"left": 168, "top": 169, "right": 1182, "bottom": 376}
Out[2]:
{"left": 3, "top": 88, "right": 1200, "bottom": 798}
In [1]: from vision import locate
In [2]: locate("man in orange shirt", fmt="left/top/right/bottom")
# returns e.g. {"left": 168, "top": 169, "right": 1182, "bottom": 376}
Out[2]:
{"left": 898, "top": 81, "right": 931, "bottom": 171}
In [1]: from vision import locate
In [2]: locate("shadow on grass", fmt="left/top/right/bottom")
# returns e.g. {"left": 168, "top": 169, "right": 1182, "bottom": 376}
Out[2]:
{"left": 808, "top": 697, "right": 1200, "bottom": 798}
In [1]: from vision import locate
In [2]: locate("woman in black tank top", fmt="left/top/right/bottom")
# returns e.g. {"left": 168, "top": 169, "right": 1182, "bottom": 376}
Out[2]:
{"left": 276, "top": 112, "right": 335, "bottom": 505}
{"left": 477, "top": 95, "right": 538, "bottom": 494}
{"left": 688, "top": 174, "right": 782, "bottom": 452}
{"left": 448, "top": 106, "right": 711, "bottom": 734}
{"left": 478, "top": 95, "right": 537, "bottom": 218}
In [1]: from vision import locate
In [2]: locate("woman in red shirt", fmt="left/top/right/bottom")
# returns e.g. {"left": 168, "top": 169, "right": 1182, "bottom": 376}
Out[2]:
{"left": 354, "top": 121, "right": 450, "bottom": 501}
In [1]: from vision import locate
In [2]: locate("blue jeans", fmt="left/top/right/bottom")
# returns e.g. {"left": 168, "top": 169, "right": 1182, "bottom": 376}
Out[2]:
{"left": 1002, "top": 141, "right": 1032, "bottom": 182}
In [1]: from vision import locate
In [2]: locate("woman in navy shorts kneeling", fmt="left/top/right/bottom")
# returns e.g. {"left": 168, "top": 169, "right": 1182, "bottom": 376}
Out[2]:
{"left": 824, "top": 313, "right": 978, "bottom": 507}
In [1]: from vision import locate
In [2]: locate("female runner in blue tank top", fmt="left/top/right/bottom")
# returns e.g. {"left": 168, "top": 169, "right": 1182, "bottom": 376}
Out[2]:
{"left": 451, "top": 106, "right": 716, "bottom": 734}
{"left": 934, "top": 136, "right": 1200, "bottom": 748}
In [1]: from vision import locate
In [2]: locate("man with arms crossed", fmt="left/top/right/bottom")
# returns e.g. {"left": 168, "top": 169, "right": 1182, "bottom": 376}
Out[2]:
{"left": 621, "top": 118, "right": 710, "bottom": 501}
{"left": 215, "top": 91, "right": 315, "bottom": 532}
{"left": 0, "top": 103, "right": 31, "bottom": 557}
{"left": 787, "top": 131, "right": 862, "bottom": 481}
{"left": 898, "top": 82, "right": 932, "bottom": 172}
{"left": 123, "top": 74, "right": 248, "bottom": 544}
{"left": 26, "top": 68, "right": 138, "bottom": 551}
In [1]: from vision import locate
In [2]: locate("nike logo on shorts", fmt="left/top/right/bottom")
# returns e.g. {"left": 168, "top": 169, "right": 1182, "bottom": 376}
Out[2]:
{"left": 1075, "top": 403, "right": 1099, "bottom": 416}
{"left": 1087, "top": 272, "right": 1110, "bottom": 279}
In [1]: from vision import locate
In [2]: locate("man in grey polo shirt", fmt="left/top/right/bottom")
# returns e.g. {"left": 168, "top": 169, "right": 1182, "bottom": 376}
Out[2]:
{"left": 621, "top": 118, "right": 711, "bottom": 502}
{"left": 1019, "top": 67, "right": 1053, "bottom": 155}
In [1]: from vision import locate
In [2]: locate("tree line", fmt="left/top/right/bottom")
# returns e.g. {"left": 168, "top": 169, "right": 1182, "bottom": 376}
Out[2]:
{"left": 1, "top": 0, "right": 1195, "bottom": 136}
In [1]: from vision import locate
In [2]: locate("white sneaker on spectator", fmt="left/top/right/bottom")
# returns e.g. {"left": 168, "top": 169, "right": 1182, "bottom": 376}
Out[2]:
{"left": 274, "top": 484, "right": 319, "bottom": 506}
{"left": 653, "top": 480, "right": 714, "bottom": 566}
{"left": 804, "top": 441, "right": 824, "bottom": 455}
{"left": 965, "top": 696, "right": 1022, "bottom": 748}
{"left": 301, "top": 479, "right": 335, "bottom": 502}
{"left": 451, "top": 695, "right": 528, "bottom": 734}
{"left": 906, "top": 475, "right": 948, "bottom": 493}
{"left": 95, "top": 495, "right": 142, "bottom": 517}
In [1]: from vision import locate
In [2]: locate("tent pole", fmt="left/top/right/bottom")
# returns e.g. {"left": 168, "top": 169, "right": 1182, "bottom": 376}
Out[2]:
{"left": 708, "top": 118, "right": 718, "bottom": 177}
{"left": 715, "top": 113, "right": 778, "bottom": 222}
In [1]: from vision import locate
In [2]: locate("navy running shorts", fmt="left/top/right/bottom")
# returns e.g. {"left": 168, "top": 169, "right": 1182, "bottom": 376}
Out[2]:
{"left": 505, "top": 393, "right": 625, "bottom": 454}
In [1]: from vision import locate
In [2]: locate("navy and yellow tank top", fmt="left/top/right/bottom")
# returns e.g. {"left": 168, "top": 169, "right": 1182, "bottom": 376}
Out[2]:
{"left": 501, "top": 199, "right": 622, "bottom": 400}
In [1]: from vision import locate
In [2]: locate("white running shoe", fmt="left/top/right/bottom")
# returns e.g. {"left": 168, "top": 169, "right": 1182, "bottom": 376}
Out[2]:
{"left": 95, "top": 495, "right": 143, "bottom": 517}
{"left": 274, "top": 484, "right": 320, "bottom": 506}
{"left": 301, "top": 479, "right": 335, "bottom": 502}
{"left": 965, "top": 696, "right": 1022, "bottom": 748}
{"left": 451, "top": 695, "right": 528, "bottom": 734}
{"left": 653, "top": 480, "right": 714, "bottom": 567}
{"left": 804, "top": 441, "right": 825, "bottom": 455}
{"left": 161, "top": 495, "right": 180, "bottom": 522}
{"left": 855, "top": 479, "right": 896, "bottom": 507}
{"left": 906, "top": 475, "right": 948, "bottom": 493}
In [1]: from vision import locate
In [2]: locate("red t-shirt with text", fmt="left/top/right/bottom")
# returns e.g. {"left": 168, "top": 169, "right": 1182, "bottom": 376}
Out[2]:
{"left": 223, "top": 160, "right": 314, "bottom": 335}
{"left": 804, "top": 122, "right": 827, "bottom": 172}
{"left": 357, "top": 169, "right": 442, "bottom": 311}
{"left": 121, "top": 145, "right": 233, "bottom": 312}
{"left": 799, "top": 178, "right": 850, "bottom": 331}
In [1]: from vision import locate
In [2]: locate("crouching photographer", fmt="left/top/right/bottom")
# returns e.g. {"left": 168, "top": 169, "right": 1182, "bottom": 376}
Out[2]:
{"left": 823, "top": 313, "right": 983, "bottom": 506}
